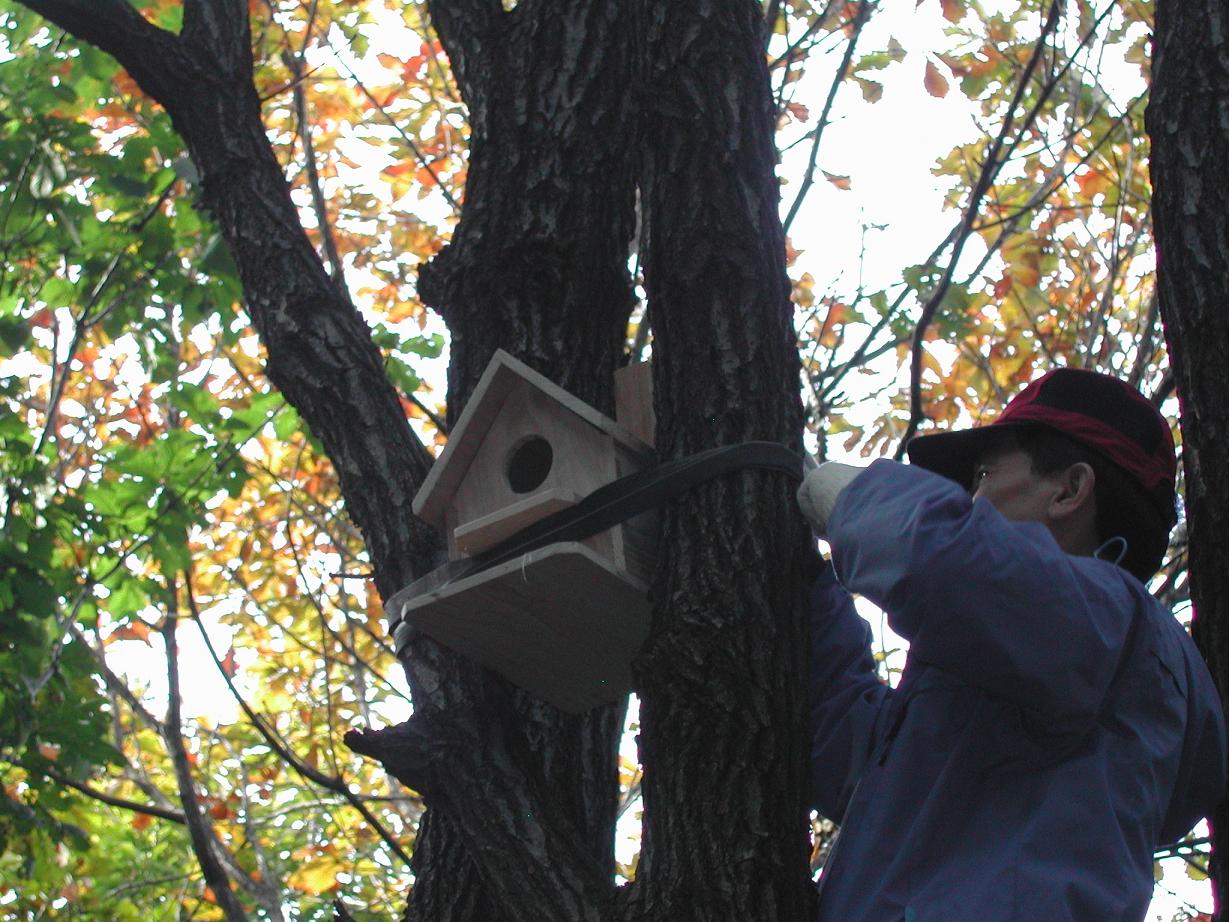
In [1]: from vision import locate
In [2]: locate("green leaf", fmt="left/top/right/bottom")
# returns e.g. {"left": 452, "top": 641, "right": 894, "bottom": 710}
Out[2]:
{"left": 273, "top": 406, "right": 303, "bottom": 441}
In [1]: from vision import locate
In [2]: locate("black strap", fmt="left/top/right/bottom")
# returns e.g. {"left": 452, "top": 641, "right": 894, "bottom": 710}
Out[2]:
{"left": 388, "top": 441, "right": 806, "bottom": 650}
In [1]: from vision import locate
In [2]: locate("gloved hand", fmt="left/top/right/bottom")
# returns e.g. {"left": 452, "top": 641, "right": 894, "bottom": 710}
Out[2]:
{"left": 796, "top": 461, "right": 863, "bottom": 537}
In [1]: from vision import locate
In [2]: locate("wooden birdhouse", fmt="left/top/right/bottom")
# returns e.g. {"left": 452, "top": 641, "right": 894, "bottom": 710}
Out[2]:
{"left": 391, "top": 350, "right": 657, "bottom": 712}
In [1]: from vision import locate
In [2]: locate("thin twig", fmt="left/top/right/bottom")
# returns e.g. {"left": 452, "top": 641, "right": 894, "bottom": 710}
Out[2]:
{"left": 282, "top": 48, "right": 347, "bottom": 288}
{"left": 163, "top": 580, "right": 251, "bottom": 922}
{"left": 184, "top": 575, "right": 413, "bottom": 867}
{"left": 327, "top": 47, "right": 461, "bottom": 213}
{"left": 782, "top": 0, "right": 871, "bottom": 237}
{"left": 894, "top": 0, "right": 1065, "bottom": 458}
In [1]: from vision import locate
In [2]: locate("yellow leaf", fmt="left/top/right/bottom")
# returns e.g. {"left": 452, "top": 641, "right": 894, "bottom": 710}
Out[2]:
{"left": 1011, "top": 265, "right": 1040, "bottom": 288}
{"left": 286, "top": 855, "right": 344, "bottom": 895}
{"left": 854, "top": 77, "right": 883, "bottom": 103}
{"left": 108, "top": 621, "right": 152, "bottom": 646}
{"left": 1075, "top": 168, "right": 1113, "bottom": 200}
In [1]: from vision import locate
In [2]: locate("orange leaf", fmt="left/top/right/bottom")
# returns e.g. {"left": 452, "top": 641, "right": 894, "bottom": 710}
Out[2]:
{"left": 384, "top": 161, "right": 417, "bottom": 178}
{"left": 939, "top": 0, "right": 966, "bottom": 22}
{"left": 823, "top": 171, "right": 852, "bottom": 191}
{"left": 415, "top": 164, "right": 440, "bottom": 188}
{"left": 209, "top": 802, "right": 231, "bottom": 820}
{"left": 29, "top": 308, "right": 54, "bottom": 329}
{"left": 131, "top": 812, "right": 153, "bottom": 831}
{"left": 785, "top": 101, "right": 810, "bottom": 122}
{"left": 220, "top": 647, "right": 238, "bottom": 678}
{"left": 1075, "top": 168, "right": 1112, "bottom": 199}
{"left": 109, "top": 621, "right": 152, "bottom": 645}
{"left": 37, "top": 742, "right": 61, "bottom": 762}
{"left": 924, "top": 60, "right": 950, "bottom": 98}
{"left": 112, "top": 70, "right": 149, "bottom": 101}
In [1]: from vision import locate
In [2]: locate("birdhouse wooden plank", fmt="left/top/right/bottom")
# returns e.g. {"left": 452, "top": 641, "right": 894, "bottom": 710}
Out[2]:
{"left": 396, "top": 350, "right": 658, "bottom": 711}
{"left": 614, "top": 361, "right": 656, "bottom": 447}
{"left": 395, "top": 542, "right": 649, "bottom": 712}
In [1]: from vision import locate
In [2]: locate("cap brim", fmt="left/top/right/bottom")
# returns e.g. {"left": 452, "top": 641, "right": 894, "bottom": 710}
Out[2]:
{"left": 905, "top": 424, "right": 1027, "bottom": 492}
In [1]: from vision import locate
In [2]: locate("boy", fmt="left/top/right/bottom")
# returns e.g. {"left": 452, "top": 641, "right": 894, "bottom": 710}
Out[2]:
{"left": 797, "top": 368, "right": 1226, "bottom": 921}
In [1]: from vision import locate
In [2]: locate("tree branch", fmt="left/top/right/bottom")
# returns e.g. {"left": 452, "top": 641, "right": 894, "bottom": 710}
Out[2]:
{"left": 183, "top": 574, "right": 414, "bottom": 868}
{"left": 283, "top": 48, "right": 348, "bottom": 286}
{"left": 894, "top": 0, "right": 1063, "bottom": 457}
{"left": 782, "top": 0, "right": 871, "bottom": 237}
{"left": 44, "top": 766, "right": 186, "bottom": 824}
{"left": 17, "top": 0, "right": 185, "bottom": 105}
{"left": 327, "top": 49, "right": 461, "bottom": 214}
{"left": 164, "top": 584, "right": 251, "bottom": 922}
{"left": 17, "top": 0, "right": 170, "bottom": 53}
{"left": 426, "top": 0, "right": 503, "bottom": 124}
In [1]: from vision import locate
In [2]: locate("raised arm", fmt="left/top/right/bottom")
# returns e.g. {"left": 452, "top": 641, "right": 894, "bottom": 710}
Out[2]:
{"left": 827, "top": 460, "right": 1137, "bottom": 729}
{"left": 806, "top": 561, "right": 892, "bottom": 821}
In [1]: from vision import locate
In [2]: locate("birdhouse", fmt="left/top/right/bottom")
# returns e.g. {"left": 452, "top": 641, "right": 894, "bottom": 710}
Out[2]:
{"left": 390, "top": 350, "right": 657, "bottom": 712}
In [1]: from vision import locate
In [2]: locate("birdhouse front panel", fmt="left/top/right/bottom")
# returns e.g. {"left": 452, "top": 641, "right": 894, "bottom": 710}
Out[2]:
{"left": 444, "top": 378, "right": 619, "bottom": 560}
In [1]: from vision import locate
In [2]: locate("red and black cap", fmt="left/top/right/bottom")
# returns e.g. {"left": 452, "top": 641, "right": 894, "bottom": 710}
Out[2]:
{"left": 907, "top": 367, "right": 1177, "bottom": 530}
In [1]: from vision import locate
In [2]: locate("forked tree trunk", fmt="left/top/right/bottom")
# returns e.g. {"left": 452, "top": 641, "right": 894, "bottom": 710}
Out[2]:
{"left": 1146, "top": 0, "right": 1229, "bottom": 907}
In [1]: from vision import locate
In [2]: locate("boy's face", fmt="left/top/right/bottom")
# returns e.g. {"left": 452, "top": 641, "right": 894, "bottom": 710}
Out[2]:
{"left": 970, "top": 443, "right": 1062, "bottom": 526}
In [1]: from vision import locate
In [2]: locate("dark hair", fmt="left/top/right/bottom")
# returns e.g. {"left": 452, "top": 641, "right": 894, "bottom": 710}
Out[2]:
{"left": 1009, "top": 425, "right": 1174, "bottom": 582}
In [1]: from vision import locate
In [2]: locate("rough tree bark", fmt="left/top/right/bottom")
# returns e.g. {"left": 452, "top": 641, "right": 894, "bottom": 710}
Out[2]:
{"left": 1146, "top": 0, "right": 1229, "bottom": 908}
{"left": 18, "top": 1, "right": 818, "bottom": 919}
{"left": 630, "top": 1, "right": 814, "bottom": 918}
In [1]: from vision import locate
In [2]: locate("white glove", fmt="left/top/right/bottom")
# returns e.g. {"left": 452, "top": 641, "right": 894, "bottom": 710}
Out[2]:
{"left": 796, "top": 461, "right": 863, "bottom": 537}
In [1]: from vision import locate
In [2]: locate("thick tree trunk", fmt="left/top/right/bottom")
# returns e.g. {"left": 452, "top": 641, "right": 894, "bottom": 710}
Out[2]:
{"left": 1146, "top": 0, "right": 1229, "bottom": 907}
{"left": 405, "top": 0, "right": 638, "bottom": 917}
{"left": 631, "top": 2, "right": 814, "bottom": 919}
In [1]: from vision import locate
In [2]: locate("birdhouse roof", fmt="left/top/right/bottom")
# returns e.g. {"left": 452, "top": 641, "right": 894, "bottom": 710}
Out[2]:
{"left": 413, "top": 350, "right": 654, "bottom": 526}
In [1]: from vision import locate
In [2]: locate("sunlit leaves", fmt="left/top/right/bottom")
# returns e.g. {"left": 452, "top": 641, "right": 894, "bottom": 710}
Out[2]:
{"left": 798, "top": 0, "right": 1163, "bottom": 478}
{"left": 1, "top": 3, "right": 428, "bottom": 915}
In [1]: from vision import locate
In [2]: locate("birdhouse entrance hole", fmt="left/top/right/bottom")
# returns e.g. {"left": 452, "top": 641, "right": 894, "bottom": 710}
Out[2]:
{"left": 506, "top": 436, "right": 553, "bottom": 493}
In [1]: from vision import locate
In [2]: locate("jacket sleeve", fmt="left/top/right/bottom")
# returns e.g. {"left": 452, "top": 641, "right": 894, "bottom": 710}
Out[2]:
{"left": 807, "top": 560, "right": 892, "bottom": 821}
{"left": 827, "top": 459, "right": 1137, "bottom": 729}
{"left": 1160, "top": 633, "right": 1228, "bottom": 844}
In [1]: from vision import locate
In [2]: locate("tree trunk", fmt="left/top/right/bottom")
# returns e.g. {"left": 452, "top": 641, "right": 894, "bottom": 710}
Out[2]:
{"left": 1146, "top": 0, "right": 1229, "bottom": 908}
{"left": 630, "top": 2, "right": 814, "bottom": 919}
{"left": 403, "top": 1, "right": 638, "bottom": 916}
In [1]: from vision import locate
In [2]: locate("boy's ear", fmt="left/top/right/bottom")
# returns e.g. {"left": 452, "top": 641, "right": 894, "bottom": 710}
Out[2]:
{"left": 1049, "top": 461, "right": 1096, "bottom": 518}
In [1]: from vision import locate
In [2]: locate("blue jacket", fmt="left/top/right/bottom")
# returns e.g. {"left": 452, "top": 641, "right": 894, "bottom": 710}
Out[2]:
{"left": 809, "top": 460, "right": 1226, "bottom": 921}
